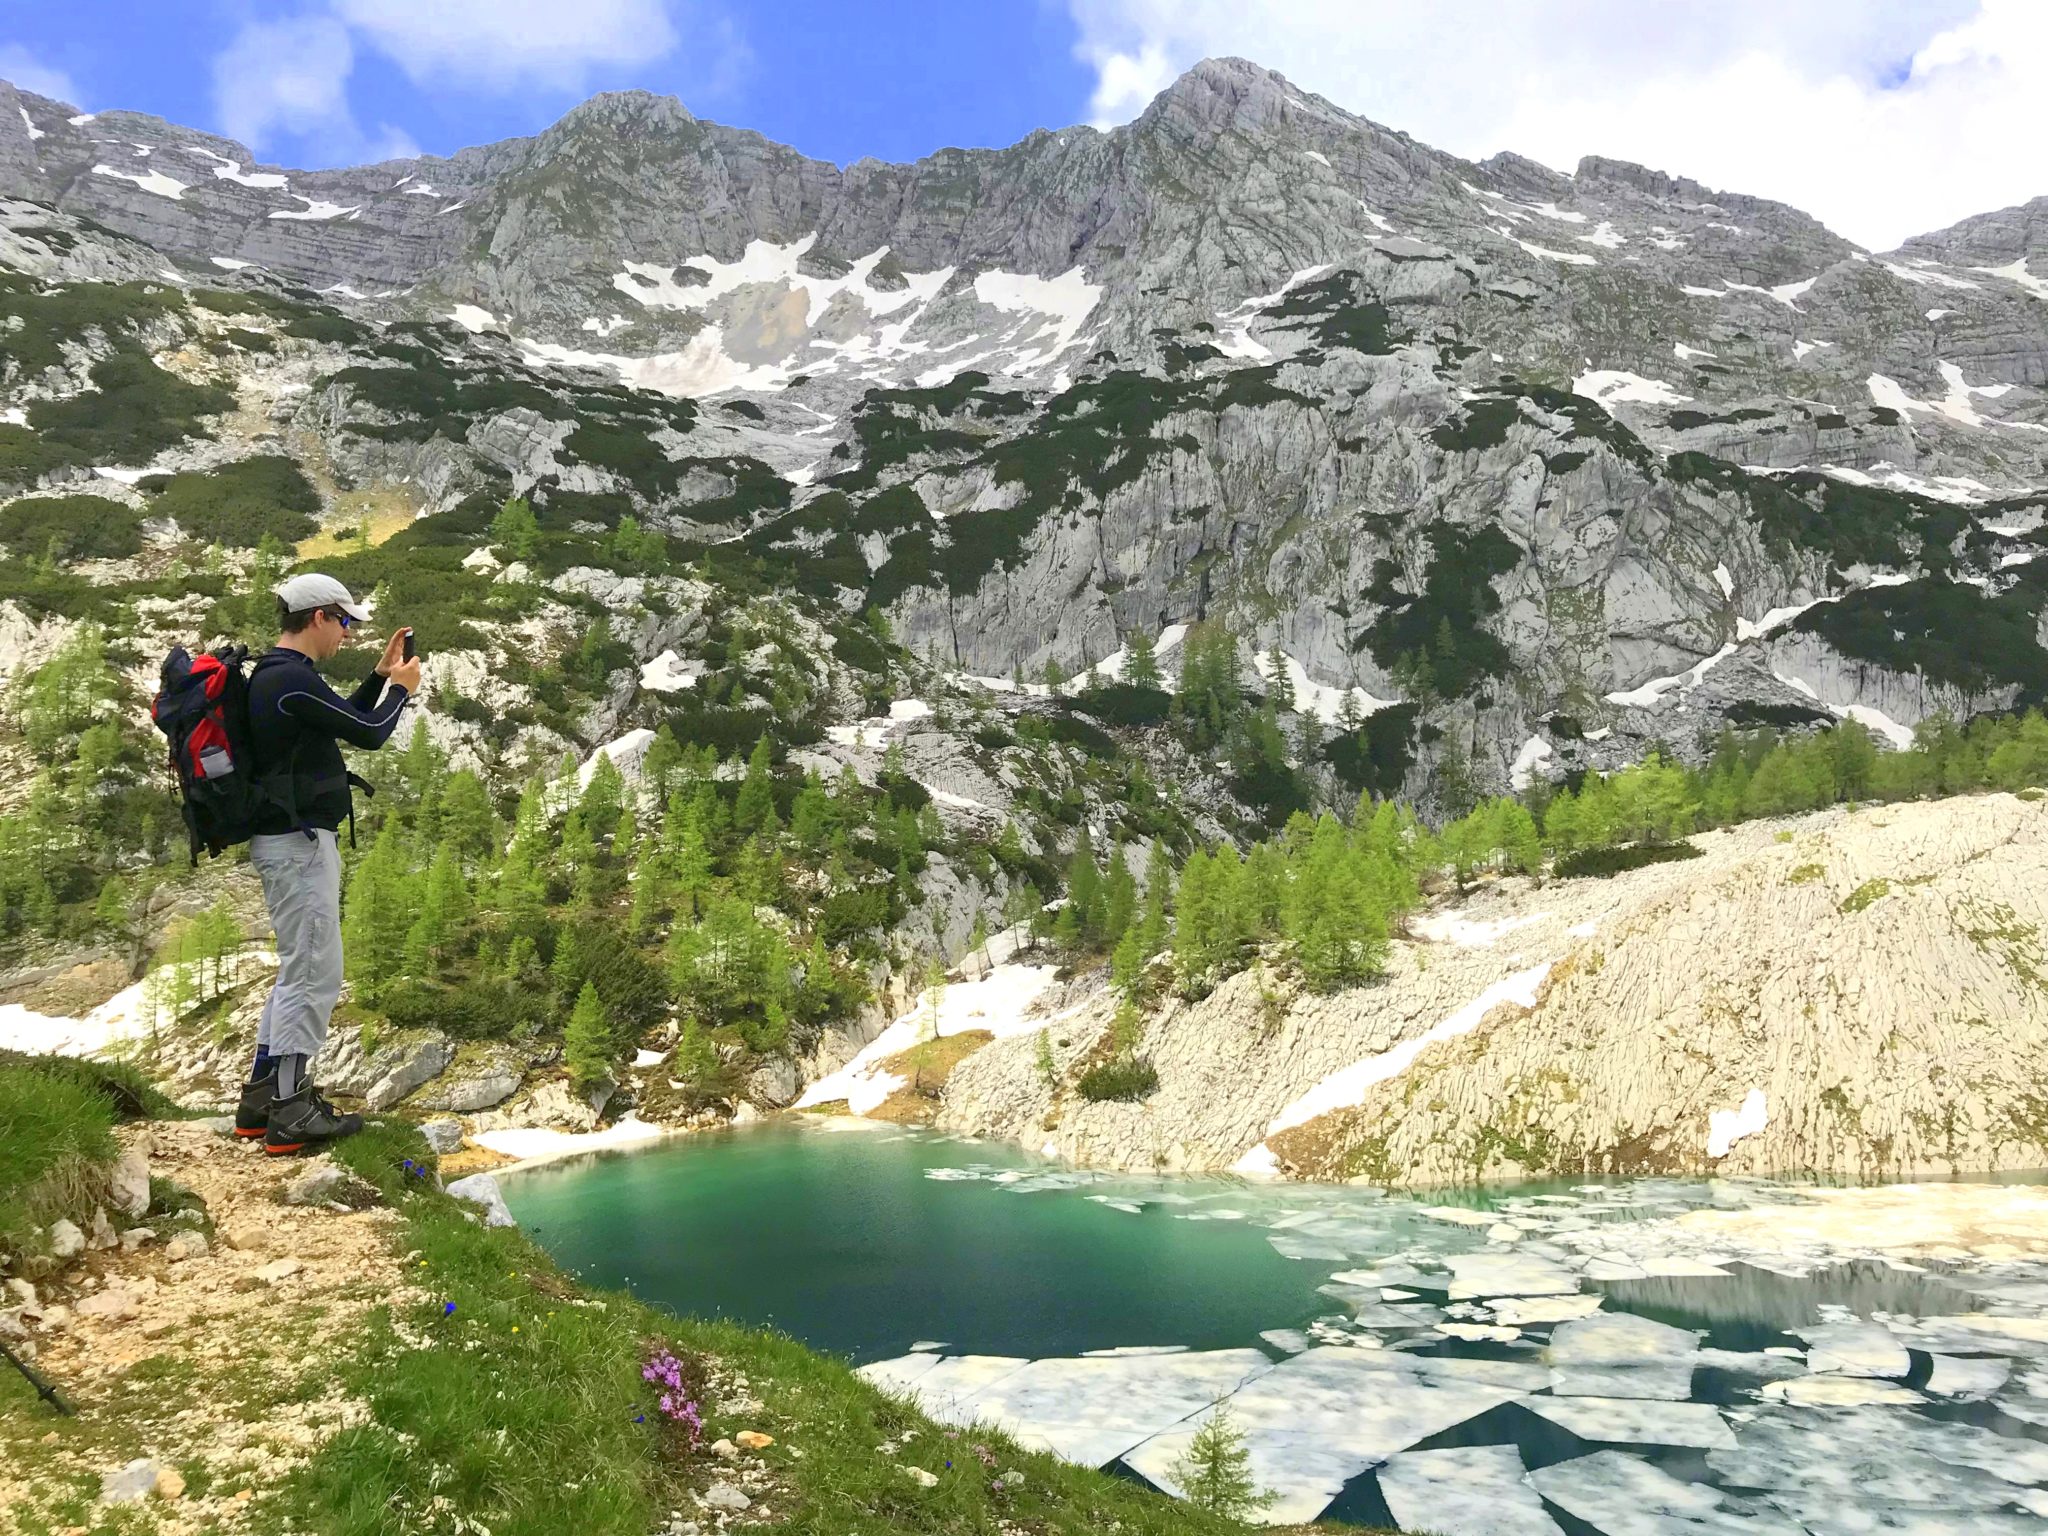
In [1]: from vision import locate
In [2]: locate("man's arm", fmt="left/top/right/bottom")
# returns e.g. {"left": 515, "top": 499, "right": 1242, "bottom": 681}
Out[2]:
{"left": 276, "top": 669, "right": 410, "bottom": 750}
{"left": 346, "top": 669, "right": 389, "bottom": 710}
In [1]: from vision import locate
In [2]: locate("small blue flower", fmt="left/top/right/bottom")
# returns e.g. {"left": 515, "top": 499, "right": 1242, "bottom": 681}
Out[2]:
{"left": 443, "top": 1301, "right": 456, "bottom": 1316}
{"left": 634, "top": 1414, "right": 645, "bottom": 1424}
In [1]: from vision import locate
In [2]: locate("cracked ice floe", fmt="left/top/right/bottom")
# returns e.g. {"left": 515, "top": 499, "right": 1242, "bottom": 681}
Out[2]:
{"left": 449, "top": 305, "right": 495, "bottom": 333}
{"left": 269, "top": 195, "right": 359, "bottom": 221}
{"left": 1524, "top": 1395, "right": 1737, "bottom": 1450}
{"left": 1673, "top": 342, "right": 1716, "bottom": 361}
{"left": 1705, "top": 1087, "right": 1768, "bottom": 1158}
{"left": 637, "top": 649, "right": 699, "bottom": 693}
{"left": 1709, "top": 1404, "right": 2048, "bottom": 1519}
{"left": 1762, "top": 1375, "right": 1923, "bottom": 1406}
{"left": 1246, "top": 963, "right": 1552, "bottom": 1153}
{"left": 1124, "top": 1347, "right": 1528, "bottom": 1526}
{"left": 1529, "top": 1451, "right": 1775, "bottom": 1535}
{"left": 1509, "top": 734, "right": 1553, "bottom": 790}
{"left": 1603, "top": 642, "right": 1736, "bottom": 708}
{"left": 1445, "top": 1250, "right": 1580, "bottom": 1299}
{"left": 91, "top": 163, "right": 187, "bottom": 200}
{"left": 1377, "top": 1445, "right": 1565, "bottom": 1536}
{"left": 1798, "top": 1320, "right": 1911, "bottom": 1378}
{"left": 795, "top": 964, "right": 1063, "bottom": 1115}
{"left": 1246, "top": 648, "right": 1397, "bottom": 724}
{"left": 185, "top": 147, "right": 288, "bottom": 189}
{"left": 1571, "top": 369, "right": 1689, "bottom": 409}
{"left": 1546, "top": 1313, "right": 1701, "bottom": 1400}
{"left": 908, "top": 1349, "right": 1273, "bottom": 1468}
{"left": 1972, "top": 256, "right": 2048, "bottom": 301}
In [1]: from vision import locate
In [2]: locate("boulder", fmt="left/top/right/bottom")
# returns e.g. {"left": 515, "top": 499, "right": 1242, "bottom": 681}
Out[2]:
{"left": 365, "top": 1039, "right": 456, "bottom": 1110}
{"left": 699, "top": 1483, "right": 752, "bottom": 1512}
{"left": 415, "top": 1061, "right": 521, "bottom": 1114}
{"left": 46, "top": 1219, "right": 84, "bottom": 1259}
{"left": 446, "top": 1174, "right": 516, "bottom": 1228}
{"left": 75, "top": 1289, "right": 138, "bottom": 1321}
{"left": 281, "top": 1162, "right": 379, "bottom": 1209}
{"left": 109, "top": 1148, "right": 150, "bottom": 1219}
{"left": 746, "top": 1058, "right": 800, "bottom": 1108}
{"left": 165, "top": 1230, "right": 208, "bottom": 1262}
{"left": 418, "top": 1119, "right": 466, "bottom": 1154}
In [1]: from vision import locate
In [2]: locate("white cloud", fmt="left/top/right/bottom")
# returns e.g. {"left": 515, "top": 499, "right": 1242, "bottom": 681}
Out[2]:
{"left": 212, "top": 14, "right": 358, "bottom": 151}
{"left": 1067, "top": 0, "right": 2047, "bottom": 251}
{"left": 0, "top": 43, "right": 82, "bottom": 106}
{"left": 334, "top": 0, "right": 679, "bottom": 92}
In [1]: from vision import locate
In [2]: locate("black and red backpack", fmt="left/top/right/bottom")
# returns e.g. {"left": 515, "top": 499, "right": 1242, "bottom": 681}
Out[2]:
{"left": 151, "top": 645, "right": 275, "bottom": 862}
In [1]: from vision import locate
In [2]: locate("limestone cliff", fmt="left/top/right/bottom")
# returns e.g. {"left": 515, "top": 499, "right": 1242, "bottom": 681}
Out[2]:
{"left": 940, "top": 793, "right": 2048, "bottom": 1185}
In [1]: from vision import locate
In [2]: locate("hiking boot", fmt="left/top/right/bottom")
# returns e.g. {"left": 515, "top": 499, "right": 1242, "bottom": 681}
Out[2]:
{"left": 263, "top": 1088, "right": 363, "bottom": 1156}
{"left": 234, "top": 1071, "right": 277, "bottom": 1138}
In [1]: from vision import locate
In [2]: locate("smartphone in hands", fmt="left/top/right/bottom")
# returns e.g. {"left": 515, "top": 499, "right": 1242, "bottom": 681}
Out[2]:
{"left": 402, "top": 628, "right": 416, "bottom": 662}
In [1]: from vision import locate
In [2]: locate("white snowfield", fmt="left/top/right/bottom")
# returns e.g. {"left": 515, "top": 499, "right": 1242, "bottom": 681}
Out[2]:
{"left": 576, "top": 728, "right": 656, "bottom": 789}
{"left": 1508, "top": 734, "right": 1553, "bottom": 791}
{"left": 637, "top": 649, "right": 700, "bottom": 693}
{"left": 91, "top": 163, "right": 188, "bottom": 201}
{"left": 1603, "top": 642, "right": 1736, "bottom": 708}
{"left": 269, "top": 196, "right": 359, "bottom": 222}
{"left": 1869, "top": 365, "right": 2048, "bottom": 434}
{"left": 470, "top": 1116, "right": 668, "bottom": 1167}
{"left": 1972, "top": 257, "right": 2048, "bottom": 301}
{"left": 796, "top": 963, "right": 1065, "bottom": 1116}
{"left": 972, "top": 268, "right": 1103, "bottom": 367}
{"left": 0, "top": 954, "right": 276, "bottom": 1059}
{"left": 1246, "top": 648, "right": 1397, "bottom": 725}
{"left": 449, "top": 305, "right": 496, "bottom": 334}
{"left": 187, "top": 148, "right": 289, "bottom": 190}
{"left": 1572, "top": 370, "right": 1689, "bottom": 409}
{"left": 1706, "top": 1088, "right": 1770, "bottom": 1158}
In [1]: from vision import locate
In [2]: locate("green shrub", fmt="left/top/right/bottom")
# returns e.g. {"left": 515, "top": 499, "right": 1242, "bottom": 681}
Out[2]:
{"left": 0, "top": 277, "right": 186, "bottom": 377}
{"left": 1076, "top": 1058, "right": 1159, "bottom": 1101}
{"left": 148, "top": 455, "right": 321, "bottom": 547}
{"left": 0, "top": 493, "right": 144, "bottom": 560}
{"left": 1071, "top": 682, "right": 1172, "bottom": 727}
{"left": 563, "top": 420, "right": 684, "bottom": 498}
{"left": 0, "top": 1059, "right": 118, "bottom": 1256}
{"left": 1553, "top": 841, "right": 1702, "bottom": 879}
{"left": 26, "top": 352, "right": 233, "bottom": 468}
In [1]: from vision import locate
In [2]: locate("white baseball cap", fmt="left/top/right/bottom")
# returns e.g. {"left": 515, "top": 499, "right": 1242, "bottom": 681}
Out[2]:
{"left": 274, "top": 572, "right": 372, "bottom": 621}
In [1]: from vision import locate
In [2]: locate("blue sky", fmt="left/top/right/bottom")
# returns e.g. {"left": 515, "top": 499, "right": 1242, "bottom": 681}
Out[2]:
{"left": 1, "top": 2, "right": 2039, "bottom": 249}
{"left": 0, "top": 2, "right": 1101, "bottom": 169}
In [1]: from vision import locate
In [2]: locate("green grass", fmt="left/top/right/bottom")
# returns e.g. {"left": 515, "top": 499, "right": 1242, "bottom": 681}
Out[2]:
{"left": 279, "top": 1121, "right": 1303, "bottom": 1535}
{"left": 1553, "top": 841, "right": 1703, "bottom": 879}
{"left": 0, "top": 1058, "right": 119, "bottom": 1258}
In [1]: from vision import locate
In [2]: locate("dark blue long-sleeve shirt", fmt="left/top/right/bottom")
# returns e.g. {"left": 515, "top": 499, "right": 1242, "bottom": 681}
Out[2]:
{"left": 245, "top": 647, "right": 409, "bottom": 833}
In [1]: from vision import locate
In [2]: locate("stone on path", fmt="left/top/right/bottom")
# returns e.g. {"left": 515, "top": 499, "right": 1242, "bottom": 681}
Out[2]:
{"left": 109, "top": 1148, "right": 151, "bottom": 1218}
{"left": 98, "top": 1459, "right": 163, "bottom": 1504}
{"left": 47, "top": 1218, "right": 84, "bottom": 1259}
{"left": 699, "top": 1481, "right": 752, "bottom": 1510}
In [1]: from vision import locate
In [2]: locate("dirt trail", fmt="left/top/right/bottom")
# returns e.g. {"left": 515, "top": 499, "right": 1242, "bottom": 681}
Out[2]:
{"left": 0, "top": 1123, "right": 422, "bottom": 1535}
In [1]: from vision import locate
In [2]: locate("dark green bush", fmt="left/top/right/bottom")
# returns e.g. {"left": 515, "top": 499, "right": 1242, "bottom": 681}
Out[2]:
{"left": 1076, "top": 1058, "right": 1159, "bottom": 1102}
{"left": 26, "top": 353, "right": 233, "bottom": 468}
{"left": 0, "top": 493, "right": 144, "bottom": 560}
{"left": 148, "top": 455, "right": 321, "bottom": 547}
{"left": 1554, "top": 841, "right": 1702, "bottom": 879}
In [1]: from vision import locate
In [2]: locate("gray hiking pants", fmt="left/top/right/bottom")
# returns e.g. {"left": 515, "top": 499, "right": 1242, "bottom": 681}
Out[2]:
{"left": 251, "top": 829, "right": 344, "bottom": 1062}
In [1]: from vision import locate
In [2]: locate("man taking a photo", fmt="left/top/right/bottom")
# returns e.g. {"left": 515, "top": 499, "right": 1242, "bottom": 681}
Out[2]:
{"left": 234, "top": 573, "right": 420, "bottom": 1155}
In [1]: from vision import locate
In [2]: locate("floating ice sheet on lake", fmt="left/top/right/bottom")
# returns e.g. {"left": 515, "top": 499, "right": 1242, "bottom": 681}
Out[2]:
{"left": 1376, "top": 1444, "right": 1565, "bottom": 1536}
{"left": 1524, "top": 1394, "right": 1737, "bottom": 1449}
{"left": 1124, "top": 1347, "right": 1527, "bottom": 1525}
{"left": 1529, "top": 1451, "right": 1787, "bottom": 1535}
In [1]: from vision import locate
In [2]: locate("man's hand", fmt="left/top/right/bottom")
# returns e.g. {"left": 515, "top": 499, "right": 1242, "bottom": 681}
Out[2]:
{"left": 375, "top": 628, "right": 413, "bottom": 678}
{"left": 387, "top": 656, "right": 422, "bottom": 694}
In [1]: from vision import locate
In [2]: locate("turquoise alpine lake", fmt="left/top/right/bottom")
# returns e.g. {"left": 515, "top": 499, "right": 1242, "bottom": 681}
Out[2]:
{"left": 503, "top": 1120, "right": 2048, "bottom": 1529}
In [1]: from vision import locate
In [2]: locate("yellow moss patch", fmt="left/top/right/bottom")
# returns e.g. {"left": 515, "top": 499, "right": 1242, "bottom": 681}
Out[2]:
{"left": 296, "top": 492, "right": 416, "bottom": 560}
{"left": 864, "top": 1030, "right": 996, "bottom": 1125}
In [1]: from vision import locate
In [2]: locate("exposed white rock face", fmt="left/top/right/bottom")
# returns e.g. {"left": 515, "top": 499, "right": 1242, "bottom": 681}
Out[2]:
{"left": 944, "top": 795, "right": 2048, "bottom": 1185}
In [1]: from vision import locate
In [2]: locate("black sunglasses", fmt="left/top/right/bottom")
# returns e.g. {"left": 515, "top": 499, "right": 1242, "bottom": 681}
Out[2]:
{"left": 322, "top": 607, "right": 356, "bottom": 630}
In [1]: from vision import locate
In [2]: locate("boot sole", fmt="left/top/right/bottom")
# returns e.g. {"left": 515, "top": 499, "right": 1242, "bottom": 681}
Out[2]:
{"left": 233, "top": 1126, "right": 267, "bottom": 1138}
{"left": 262, "top": 1140, "right": 310, "bottom": 1156}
